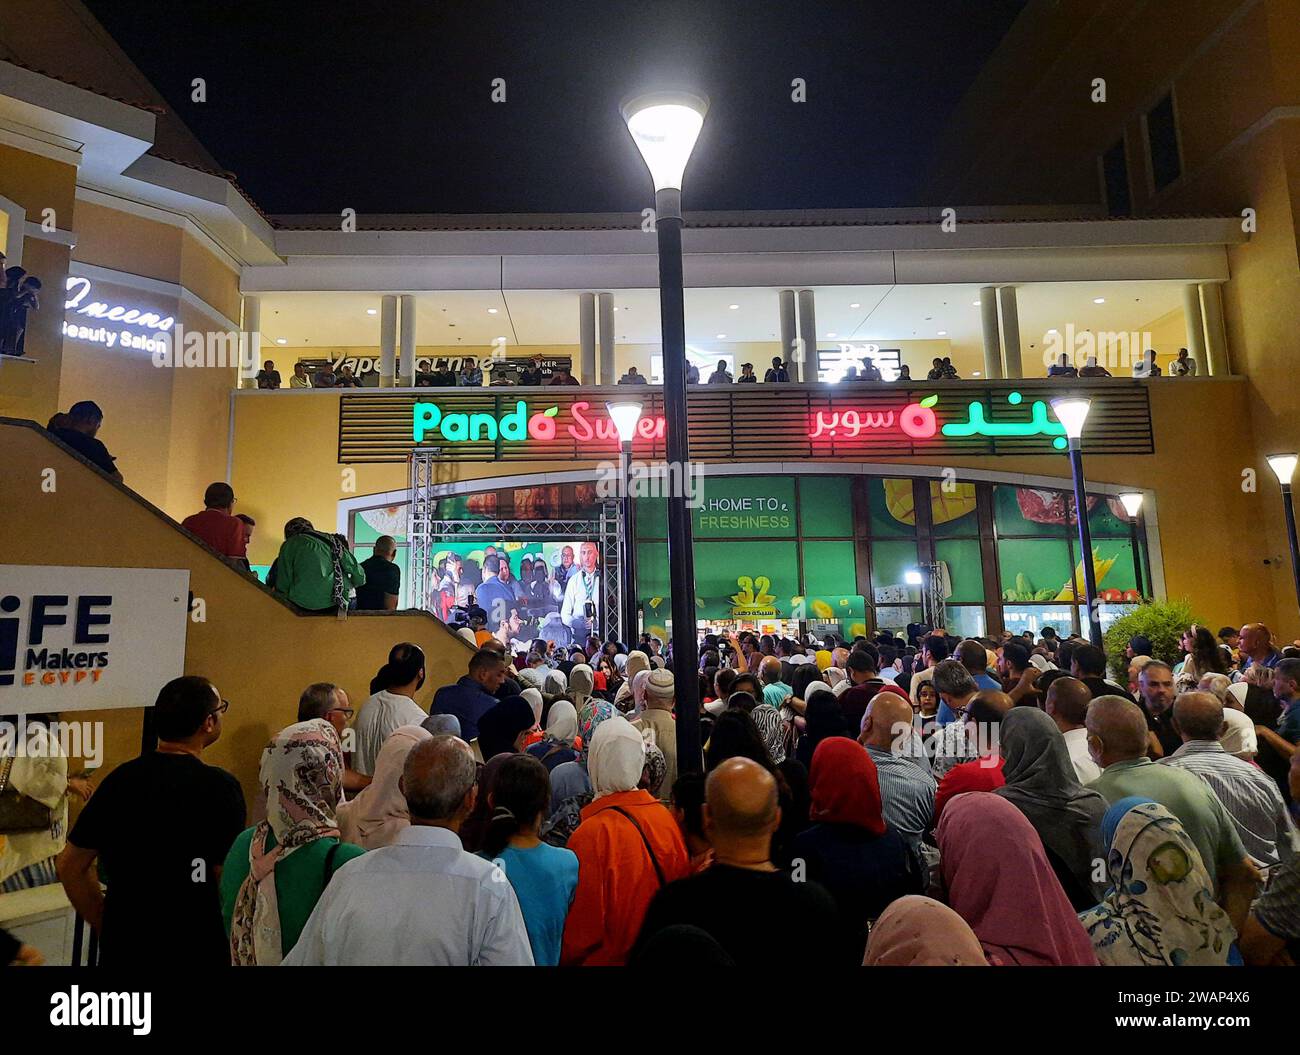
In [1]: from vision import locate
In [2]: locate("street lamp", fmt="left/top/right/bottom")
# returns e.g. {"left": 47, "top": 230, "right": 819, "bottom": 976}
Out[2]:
{"left": 1117, "top": 491, "right": 1146, "bottom": 601}
{"left": 1267, "top": 453, "right": 1300, "bottom": 616}
{"left": 1051, "top": 396, "right": 1103, "bottom": 646}
{"left": 606, "top": 400, "right": 643, "bottom": 647}
{"left": 623, "top": 89, "right": 708, "bottom": 774}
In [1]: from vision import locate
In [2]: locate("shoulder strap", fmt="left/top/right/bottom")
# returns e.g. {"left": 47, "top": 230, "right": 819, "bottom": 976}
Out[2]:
{"left": 607, "top": 805, "right": 667, "bottom": 888}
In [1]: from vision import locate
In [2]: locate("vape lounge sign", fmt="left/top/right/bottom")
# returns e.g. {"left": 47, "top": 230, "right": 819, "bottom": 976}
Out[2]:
{"left": 0, "top": 566, "right": 188, "bottom": 714}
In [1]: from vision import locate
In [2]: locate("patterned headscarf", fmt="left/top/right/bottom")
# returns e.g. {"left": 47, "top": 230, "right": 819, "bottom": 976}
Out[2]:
{"left": 231, "top": 719, "right": 343, "bottom": 966}
{"left": 750, "top": 705, "right": 788, "bottom": 765}
{"left": 1079, "top": 798, "right": 1235, "bottom": 966}
{"left": 577, "top": 699, "right": 617, "bottom": 770}
{"left": 642, "top": 740, "right": 668, "bottom": 797}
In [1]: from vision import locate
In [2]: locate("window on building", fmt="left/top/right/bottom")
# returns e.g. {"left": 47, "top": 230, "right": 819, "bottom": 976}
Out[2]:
{"left": 1146, "top": 92, "right": 1182, "bottom": 192}
{"left": 1102, "top": 138, "right": 1131, "bottom": 217}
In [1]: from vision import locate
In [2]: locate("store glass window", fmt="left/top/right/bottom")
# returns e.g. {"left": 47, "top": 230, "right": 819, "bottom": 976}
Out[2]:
{"left": 1002, "top": 603, "right": 1077, "bottom": 638}
{"left": 944, "top": 605, "right": 987, "bottom": 639}
{"left": 935, "top": 538, "right": 984, "bottom": 602}
{"left": 994, "top": 485, "right": 1071, "bottom": 536}
{"left": 930, "top": 481, "right": 980, "bottom": 537}
{"left": 800, "top": 475, "right": 853, "bottom": 537}
{"left": 998, "top": 538, "right": 1072, "bottom": 604}
{"left": 867, "top": 478, "right": 920, "bottom": 538}
{"left": 802, "top": 540, "right": 857, "bottom": 598}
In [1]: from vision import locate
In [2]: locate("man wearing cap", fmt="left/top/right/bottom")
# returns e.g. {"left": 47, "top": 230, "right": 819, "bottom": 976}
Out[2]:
{"left": 633, "top": 669, "right": 678, "bottom": 802}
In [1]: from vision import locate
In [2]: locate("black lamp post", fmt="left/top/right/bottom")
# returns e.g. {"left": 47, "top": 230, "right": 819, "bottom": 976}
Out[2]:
{"left": 1117, "top": 491, "right": 1146, "bottom": 600}
{"left": 1267, "top": 453, "right": 1300, "bottom": 617}
{"left": 1051, "top": 397, "right": 1103, "bottom": 647}
{"left": 622, "top": 90, "right": 708, "bottom": 774}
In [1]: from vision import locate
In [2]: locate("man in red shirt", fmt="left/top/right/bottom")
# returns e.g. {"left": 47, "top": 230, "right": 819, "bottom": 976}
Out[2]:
{"left": 181, "top": 482, "right": 247, "bottom": 563}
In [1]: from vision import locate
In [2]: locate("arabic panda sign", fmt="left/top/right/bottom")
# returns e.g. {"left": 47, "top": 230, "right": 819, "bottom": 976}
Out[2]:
{"left": 0, "top": 566, "right": 188, "bottom": 714}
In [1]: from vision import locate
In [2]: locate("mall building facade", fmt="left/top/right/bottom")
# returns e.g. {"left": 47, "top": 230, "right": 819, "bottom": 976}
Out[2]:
{"left": 2, "top": 0, "right": 1298, "bottom": 642}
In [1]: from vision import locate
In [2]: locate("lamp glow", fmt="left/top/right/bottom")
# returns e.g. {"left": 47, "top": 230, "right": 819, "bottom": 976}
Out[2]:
{"left": 605, "top": 401, "right": 644, "bottom": 444}
{"left": 1267, "top": 453, "right": 1298, "bottom": 485}
{"left": 1050, "top": 397, "right": 1092, "bottom": 440}
{"left": 904, "top": 569, "right": 924, "bottom": 586}
{"left": 1118, "top": 492, "right": 1144, "bottom": 518}
{"left": 621, "top": 92, "right": 709, "bottom": 192}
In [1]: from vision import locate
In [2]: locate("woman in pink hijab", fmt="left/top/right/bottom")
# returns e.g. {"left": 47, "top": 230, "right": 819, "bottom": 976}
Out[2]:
{"left": 864, "top": 895, "right": 988, "bottom": 966}
{"left": 936, "top": 792, "right": 1098, "bottom": 966}
{"left": 337, "top": 724, "right": 432, "bottom": 850}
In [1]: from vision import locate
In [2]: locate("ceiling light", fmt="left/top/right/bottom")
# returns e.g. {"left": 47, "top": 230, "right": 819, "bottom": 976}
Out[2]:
{"left": 826, "top": 332, "right": 837, "bottom": 338}
{"left": 850, "top": 302, "right": 860, "bottom": 309}
{"left": 275, "top": 338, "right": 287, "bottom": 344}
{"left": 366, "top": 308, "right": 377, "bottom": 315}
{"left": 937, "top": 330, "right": 947, "bottom": 336}
{"left": 728, "top": 303, "right": 739, "bottom": 310}
{"left": 716, "top": 333, "right": 727, "bottom": 339}
{"left": 1093, "top": 297, "right": 1105, "bottom": 304}
{"left": 972, "top": 300, "right": 981, "bottom": 306}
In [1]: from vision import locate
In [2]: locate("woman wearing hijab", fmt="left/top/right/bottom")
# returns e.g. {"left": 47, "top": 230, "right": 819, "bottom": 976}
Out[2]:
{"left": 519, "top": 687, "right": 545, "bottom": 746}
{"left": 337, "top": 724, "right": 432, "bottom": 850}
{"left": 459, "top": 752, "right": 514, "bottom": 854}
{"left": 542, "top": 669, "right": 568, "bottom": 700}
{"left": 222, "top": 720, "right": 366, "bottom": 965}
{"left": 937, "top": 792, "right": 1098, "bottom": 966}
{"left": 476, "top": 695, "right": 536, "bottom": 760}
{"left": 528, "top": 699, "right": 580, "bottom": 772}
{"left": 1080, "top": 797, "right": 1235, "bottom": 966}
{"left": 614, "top": 651, "right": 650, "bottom": 712}
{"left": 421, "top": 713, "right": 460, "bottom": 738}
{"left": 993, "top": 707, "right": 1108, "bottom": 910}
{"left": 815, "top": 649, "right": 833, "bottom": 673}
{"left": 793, "top": 738, "right": 921, "bottom": 956}
{"left": 543, "top": 699, "right": 617, "bottom": 844}
{"left": 560, "top": 717, "right": 691, "bottom": 965}
{"left": 625, "top": 668, "right": 652, "bottom": 717}
{"left": 864, "top": 895, "right": 989, "bottom": 966}
{"left": 933, "top": 755, "right": 1005, "bottom": 823}
{"left": 567, "top": 664, "right": 595, "bottom": 713}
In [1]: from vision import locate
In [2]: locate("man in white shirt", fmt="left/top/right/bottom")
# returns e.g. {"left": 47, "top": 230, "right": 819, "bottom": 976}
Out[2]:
{"left": 285, "top": 735, "right": 533, "bottom": 966}
{"left": 560, "top": 540, "right": 601, "bottom": 638}
{"left": 1045, "top": 675, "right": 1101, "bottom": 784}
{"left": 352, "top": 643, "right": 429, "bottom": 776}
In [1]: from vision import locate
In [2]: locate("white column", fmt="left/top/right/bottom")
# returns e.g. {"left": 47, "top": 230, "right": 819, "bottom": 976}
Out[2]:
{"left": 1182, "top": 284, "right": 1207, "bottom": 374}
{"left": 779, "top": 290, "right": 797, "bottom": 376}
{"left": 240, "top": 295, "right": 261, "bottom": 389}
{"left": 379, "top": 295, "right": 397, "bottom": 387}
{"left": 998, "top": 285, "right": 1023, "bottom": 379}
{"left": 1199, "top": 283, "right": 1229, "bottom": 376}
{"left": 399, "top": 295, "right": 417, "bottom": 387}
{"left": 597, "top": 292, "right": 615, "bottom": 385}
{"left": 980, "top": 287, "right": 1002, "bottom": 379}
{"left": 579, "top": 292, "right": 596, "bottom": 383}
{"left": 795, "top": 289, "right": 816, "bottom": 383}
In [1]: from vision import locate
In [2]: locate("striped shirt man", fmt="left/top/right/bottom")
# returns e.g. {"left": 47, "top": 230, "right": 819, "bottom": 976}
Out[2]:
{"left": 1160, "top": 739, "right": 1298, "bottom": 869}
{"left": 865, "top": 745, "right": 936, "bottom": 862}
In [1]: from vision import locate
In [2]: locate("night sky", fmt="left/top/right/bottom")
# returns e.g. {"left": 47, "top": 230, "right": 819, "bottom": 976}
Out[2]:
{"left": 84, "top": 0, "right": 1027, "bottom": 216}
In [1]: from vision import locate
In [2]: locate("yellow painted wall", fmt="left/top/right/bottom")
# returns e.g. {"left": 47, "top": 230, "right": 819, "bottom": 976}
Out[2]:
{"left": 0, "top": 420, "right": 475, "bottom": 805}
{"left": 227, "top": 377, "right": 1292, "bottom": 633}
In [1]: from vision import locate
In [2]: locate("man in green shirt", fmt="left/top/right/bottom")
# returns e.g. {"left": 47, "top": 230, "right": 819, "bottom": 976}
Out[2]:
{"left": 273, "top": 517, "right": 366, "bottom": 613}
{"left": 1086, "top": 695, "right": 1261, "bottom": 933}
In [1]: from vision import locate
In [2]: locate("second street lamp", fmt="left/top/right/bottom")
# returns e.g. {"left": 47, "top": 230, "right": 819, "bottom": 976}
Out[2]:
{"left": 1117, "top": 491, "right": 1146, "bottom": 600}
{"left": 606, "top": 400, "right": 643, "bottom": 647}
{"left": 1051, "top": 396, "right": 1103, "bottom": 647}
{"left": 622, "top": 89, "right": 708, "bottom": 774}
{"left": 1267, "top": 452, "right": 1300, "bottom": 616}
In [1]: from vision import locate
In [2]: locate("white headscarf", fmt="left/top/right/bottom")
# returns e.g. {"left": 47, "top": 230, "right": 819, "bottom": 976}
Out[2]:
{"left": 520, "top": 687, "right": 545, "bottom": 726}
{"left": 805, "top": 681, "right": 835, "bottom": 703}
{"left": 568, "top": 664, "right": 595, "bottom": 710}
{"left": 545, "top": 699, "right": 579, "bottom": 744}
{"left": 337, "top": 724, "right": 432, "bottom": 851}
{"left": 587, "top": 715, "right": 646, "bottom": 799}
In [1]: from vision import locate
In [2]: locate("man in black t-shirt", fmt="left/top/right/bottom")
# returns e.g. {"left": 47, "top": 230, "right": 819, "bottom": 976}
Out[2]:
{"left": 50, "top": 400, "right": 122, "bottom": 481}
{"left": 58, "top": 676, "right": 246, "bottom": 967}
{"left": 356, "top": 534, "right": 402, "bottom": 610}
{"left": 631, "top": 758, "right": 849, "bottom": 967}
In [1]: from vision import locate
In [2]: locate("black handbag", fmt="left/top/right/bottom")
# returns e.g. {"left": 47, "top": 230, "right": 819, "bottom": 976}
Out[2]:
{"left": 0, "top": 755, "right": 55, "bottom": 834}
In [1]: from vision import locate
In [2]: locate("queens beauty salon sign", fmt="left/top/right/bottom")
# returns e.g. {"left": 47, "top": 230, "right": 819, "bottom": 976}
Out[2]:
{"left": 0, "top": 566, "right": 188, "bottom": 714}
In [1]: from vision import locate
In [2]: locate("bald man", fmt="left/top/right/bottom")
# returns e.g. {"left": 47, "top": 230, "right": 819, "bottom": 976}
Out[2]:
{"left": 1045, "top": 675, "right": 1100, "bottom": 783}
{"left": 1160, "top": 692, "right": 1297, "bottom": 869}
{"left": 759, "top": 655, "right": 792, "bottom": 709}
{"left": 631, "top": 758, "right": 848, "bottom": 966}
{"left": 1087, "top": 695, "right": 1261, "bottom": 933}
{"left": 860, "top": 693, "right": 936, "bottom": 869}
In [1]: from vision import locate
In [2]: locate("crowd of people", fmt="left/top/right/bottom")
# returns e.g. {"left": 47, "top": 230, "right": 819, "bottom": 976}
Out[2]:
{"left": 6, "top": 613, "right": 1297, "bottom": 968}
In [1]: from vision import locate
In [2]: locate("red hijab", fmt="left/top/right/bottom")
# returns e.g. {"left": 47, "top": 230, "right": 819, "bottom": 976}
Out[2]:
{"left": 937, "top": 792, "right": 1097, "bottom": 967}
{"left": 809, "top": 737, "right": 886, "bottom": 835}
{"left": 933, "top": 755, "right": 1005, "bottom": 822}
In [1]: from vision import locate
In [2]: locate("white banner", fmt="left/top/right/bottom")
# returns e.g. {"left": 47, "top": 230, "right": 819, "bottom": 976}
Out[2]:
{"left": 0, "top": 566, "right": 189, "bottom": 714}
